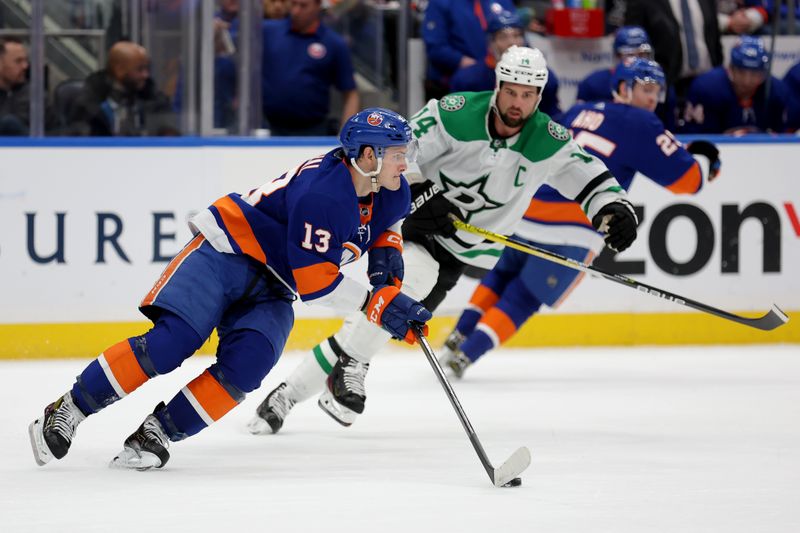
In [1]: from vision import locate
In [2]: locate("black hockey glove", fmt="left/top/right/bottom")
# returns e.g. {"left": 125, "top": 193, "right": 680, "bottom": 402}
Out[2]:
{"left": 403, "top": 181, "right": 462, "bottom": 238}
{"left": 592, "top": 200, "right": 638, "bottom": 253}
{"left": 687, "top": 140, "right": 721, "bottom": 181}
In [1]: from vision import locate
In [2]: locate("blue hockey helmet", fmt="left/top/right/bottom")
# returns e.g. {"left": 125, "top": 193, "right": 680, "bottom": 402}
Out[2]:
{"left": 730, "top": 36, "right": 769, "bottom": 72}
{"left": 613, "top": 26, "right": 653, "bottom": 58}
{"left": 339, "top": 107, "right": 413, "bottom": 159}
{"left": 487, "top": 9, "right": 523, "bottom": 35}
{"left": 611, "top": 57, "right": 666, "bottom": 101}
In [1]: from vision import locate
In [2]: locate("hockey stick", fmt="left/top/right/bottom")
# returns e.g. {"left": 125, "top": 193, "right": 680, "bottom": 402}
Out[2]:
{"left": 451, "top": 217, "right": 789, "bottom": 331}
{"left": 412, "top": 324, "right": 531, "bottom": 488}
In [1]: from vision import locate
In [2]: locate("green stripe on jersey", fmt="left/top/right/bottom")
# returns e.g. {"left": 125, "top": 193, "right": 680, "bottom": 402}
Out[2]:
{"left": 313, "top": 344, "right": 333, "bottom": 374}
{"left": 582, "top": 186, "right": 624, "bottom": 213}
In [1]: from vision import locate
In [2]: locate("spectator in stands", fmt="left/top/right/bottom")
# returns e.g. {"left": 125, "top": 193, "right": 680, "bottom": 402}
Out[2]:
{"left": 261, "top": 0, "right": 359, "bottom": 136}
{"left": 264, "top": 0, "right": 289, "bottom": 19}
{"left": 421, "top": 0, "right": 516, "bottom": 100}
{"left": 0, "top": 37, "right": 30, "bottom": 136}
{"left": 718, "top": 1, "right": 768, "bottom": 35}
{"left": 576, "top": 25, "right": 677, "bottom": 129}
{"left": 449, "top": 8, "right": 560, "bottom": 117}
{"left": 213, "top": 0, "right": 239, "bottom": 130}
{"left": 69, "top": 41, "right": 176, "bottom": 136}
{"left": 781, "top": 60, "right": 800, "bottom": 132}
{"left": 682, "top": 36, "right": 789, "bottom": 134}
{"left": 625, "top": 0, "right": 723, "bottom": 97}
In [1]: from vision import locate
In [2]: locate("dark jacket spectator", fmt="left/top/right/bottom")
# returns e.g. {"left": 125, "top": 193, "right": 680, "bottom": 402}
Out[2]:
{"left": 422, "top": 0, "right": 516, "bottom": 100}
{"left": 0, "top": 37, "right": 30, "bottom": 136}
{"left": 626, "top": 0, "right": 723, "bottom": 92}
{"left": 69, "top": 41, "right": 175, "bottom": 136}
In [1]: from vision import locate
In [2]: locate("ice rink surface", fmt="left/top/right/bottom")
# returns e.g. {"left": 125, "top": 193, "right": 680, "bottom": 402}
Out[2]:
{"left": 1, "top": 345, "right": 799, "bottom": 533}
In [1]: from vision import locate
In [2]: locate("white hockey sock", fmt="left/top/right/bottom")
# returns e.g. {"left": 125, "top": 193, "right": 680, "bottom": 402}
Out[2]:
{"left": 284, "top": 341, "right": 336, "bottom": 402}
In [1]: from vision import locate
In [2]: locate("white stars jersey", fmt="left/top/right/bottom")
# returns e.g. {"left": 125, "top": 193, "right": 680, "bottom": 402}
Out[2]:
{"left": 405, "top": 91, "right": 629, "bottom": 269}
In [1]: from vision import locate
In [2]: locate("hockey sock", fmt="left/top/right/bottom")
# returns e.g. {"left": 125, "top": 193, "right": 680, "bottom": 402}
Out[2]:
{"left": 461, "top": 278, "right": 542, "bottom": 363}
{"left": 456, "top": 284, "right": 500, "bottom": 336}
{"left": 156, "top": 329, "right": 272, "bottom": 440}
{"left": 283, "top": 336, "right": 340, "bottom": 403}
{"left": 71, "top": 311, "right": 203, "bottom": 416}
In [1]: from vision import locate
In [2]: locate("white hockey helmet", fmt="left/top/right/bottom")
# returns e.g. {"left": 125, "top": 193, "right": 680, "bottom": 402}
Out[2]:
{"left": 495, "top": 45, "right": 549, "bottom": 91}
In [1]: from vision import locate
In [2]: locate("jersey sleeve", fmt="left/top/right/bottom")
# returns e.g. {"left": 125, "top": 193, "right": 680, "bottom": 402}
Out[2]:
{"left": 544, "top": 136, "right": 630, "bottom": 223}
{"left": 287, "top": 192, "right": 369, "bottom": 311}
{"left": 627, "top": 114, "right": 706, "bottom": 194}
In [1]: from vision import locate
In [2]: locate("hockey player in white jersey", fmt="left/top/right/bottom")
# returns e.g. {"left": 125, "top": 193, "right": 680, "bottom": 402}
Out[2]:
{"left": 247, "top": 46, "right": 640, "bottom": 433}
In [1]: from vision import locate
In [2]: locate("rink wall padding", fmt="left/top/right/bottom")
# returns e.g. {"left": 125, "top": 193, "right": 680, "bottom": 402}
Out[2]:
{"left": 1, "top": 312, "right": 797, "bottom": 359}
{"left": 1, "top": 136, "right": 798, "bottom": 358}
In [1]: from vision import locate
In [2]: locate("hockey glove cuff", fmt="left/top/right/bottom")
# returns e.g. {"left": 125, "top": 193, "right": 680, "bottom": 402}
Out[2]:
{"left": 592, "top": 200, "right": 638, "bottom": 253}
{"left": 365, "top": 285, "right": 431, "bottom": 344}
{"left": 687, "top": 140, "right": 721, "bottom": 181}
{"left": 368, "top": 231, "right": 404, "bottom": 287}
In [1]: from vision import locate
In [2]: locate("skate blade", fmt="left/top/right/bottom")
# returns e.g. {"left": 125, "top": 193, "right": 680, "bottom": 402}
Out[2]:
{"left": 109, "top": 447, "right": 162, "bottom": 471}
{"left": 317, "top": 390, "right": 357, "bottom": 427}
{"left": 28, "top": 418, "right": 54, "bottom": 466}
{"left": 246, "top": 415, "right": 274, "bottom": 435}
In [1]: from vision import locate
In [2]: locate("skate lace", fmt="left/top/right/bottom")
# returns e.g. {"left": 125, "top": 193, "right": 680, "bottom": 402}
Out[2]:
{"left": 142, "top": 416, "right": 168, "bottom": 447}
{"left": 342, "top": 359, "right": 369, "bottom": 396}
{"left": 268, "top": 384, "right": 296, "bottom": 419}
{"left": 47, "top": 395, "right": 84, "bottom": 444}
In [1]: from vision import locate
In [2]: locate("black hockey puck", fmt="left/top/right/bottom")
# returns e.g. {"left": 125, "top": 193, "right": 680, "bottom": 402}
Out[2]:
{"left": 502, "top": 477, "right": 522, "bottom": 487}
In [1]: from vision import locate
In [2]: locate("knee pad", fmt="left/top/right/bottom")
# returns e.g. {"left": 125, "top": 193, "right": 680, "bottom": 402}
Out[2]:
{"left": 215, "top": 329, "right": 277, "bottom": 393}
{"left": 144, "top": 311, "right": 205, "bottom": 375}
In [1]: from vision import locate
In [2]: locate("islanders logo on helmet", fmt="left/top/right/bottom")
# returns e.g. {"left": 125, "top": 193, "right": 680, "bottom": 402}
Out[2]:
{"left": 339, "top": 107, "right": 413, "bottom": 159}
{"left": 613, "top": 26, "right": 652, "bottom": 58}
{"left": 730, "top": 36, "right": 769, "bottom": 72}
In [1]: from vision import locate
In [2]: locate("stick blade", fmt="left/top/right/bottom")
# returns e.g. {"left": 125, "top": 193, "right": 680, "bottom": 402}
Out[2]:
{"left": 741, "top": 304, "right": 790, "bottom": 331}
{"left": 492, "top": 446, "right": 531, "bottom": 487}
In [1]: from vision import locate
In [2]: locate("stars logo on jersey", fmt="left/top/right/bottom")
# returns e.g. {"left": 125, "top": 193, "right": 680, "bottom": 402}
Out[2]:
{"left": 440, "top": 94, "right": 466, "bottom": 112}
{"left": 547, "top": 120, "right": 570, "bottom": 141}
{"left": 439, "top": 171, "right": 503, "bottom": 222}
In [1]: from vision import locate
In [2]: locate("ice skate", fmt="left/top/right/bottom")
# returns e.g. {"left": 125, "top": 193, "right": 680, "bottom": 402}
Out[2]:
{"left": 110, "top": 405, "right": 170, "bottom": 471}
{"left": 29, "top": 391, "right": 86, "bottom": 466}
{"left": 247, "top": 382, "right": 297, "bottom": 435}
{"left": 438, "top": 330, "right": 471, "bottom": 378}
{"left": 318, "top": 353, "right": 369, "bottom": 427}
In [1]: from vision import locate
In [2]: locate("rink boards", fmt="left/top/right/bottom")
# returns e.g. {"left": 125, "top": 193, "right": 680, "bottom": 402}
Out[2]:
{"left": 0, "top": 136, "right": 798, "bottom": 357}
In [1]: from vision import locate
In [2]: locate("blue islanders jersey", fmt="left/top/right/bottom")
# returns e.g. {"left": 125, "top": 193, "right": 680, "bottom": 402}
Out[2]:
{"left": 683, "top": 66, "right": 789, "bottom": 133}
{"left": 190, "top": 148, "right": 410, "bottom": 308}
{"left": 576, "top": 68, "right": 614, "bottom": 103}
{"left": 516, "top": 101, "right": 705, "bottom": 250}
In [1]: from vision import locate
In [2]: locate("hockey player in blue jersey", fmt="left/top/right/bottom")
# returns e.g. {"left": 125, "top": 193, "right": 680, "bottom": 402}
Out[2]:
{"left": 576, "top": 26, "right": 653, "bottom": 104}
{"left": 449, "top": 9, "right": 561, "bottom": 117}
{"left": 682, "top": 36, "right": 789, "bottom": 134}
{"left": 438, "top": 58, "right": 722, "bottom": 378}
{"left": 28, "top": 107, "right": 432, "bottom": 470}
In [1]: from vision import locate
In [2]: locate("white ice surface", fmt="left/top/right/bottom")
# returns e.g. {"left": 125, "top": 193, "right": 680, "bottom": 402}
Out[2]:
{"left": 2, "top": 345, "right": 799, "bottom": 533}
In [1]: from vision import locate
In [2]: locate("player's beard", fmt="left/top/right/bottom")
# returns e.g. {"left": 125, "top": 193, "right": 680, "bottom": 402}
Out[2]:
{"left": 498, "top": 107, "right": 532, "bottom": 128}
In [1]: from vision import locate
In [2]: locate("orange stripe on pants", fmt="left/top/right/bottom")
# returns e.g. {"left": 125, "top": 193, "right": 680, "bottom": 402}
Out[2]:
{"left": 141, "top": 234, "right": 205, "bottom": 307}
{"left": 185, "top": 370, "right": 239, "bottom": 422}
{"left": 104, "top": 340, "right": 149, "bottom": 394}
{"left": 468, "top": 284, "right": 500, "bottom": 313}
{"left": 480, "top": 307, "right": 517, "bottom": 344}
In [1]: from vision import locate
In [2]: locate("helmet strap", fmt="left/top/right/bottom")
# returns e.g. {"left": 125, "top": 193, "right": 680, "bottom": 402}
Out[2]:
{"left": 350, "top": 156, "right": 383, "bottom": 193}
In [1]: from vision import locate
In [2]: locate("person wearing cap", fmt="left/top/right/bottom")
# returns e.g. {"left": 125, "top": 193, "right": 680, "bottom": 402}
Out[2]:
{"left": 449, "top": 8, "right": 561, "bottom": 117}
{"left": 682, "top": 36, "right": 789, "bottom": 134}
